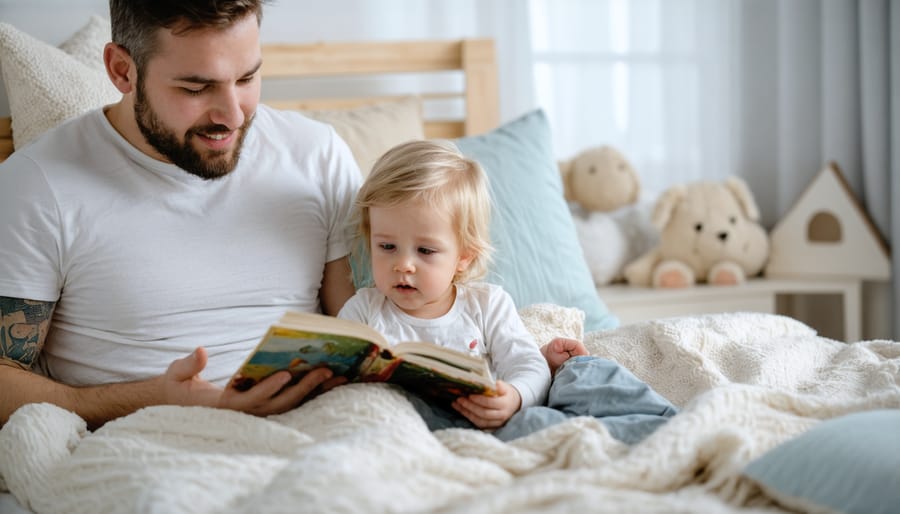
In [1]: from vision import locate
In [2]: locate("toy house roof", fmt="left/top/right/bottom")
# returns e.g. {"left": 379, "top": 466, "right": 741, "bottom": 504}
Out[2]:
{"left": 765, "top": 162, "right": 891, "bottom": 280}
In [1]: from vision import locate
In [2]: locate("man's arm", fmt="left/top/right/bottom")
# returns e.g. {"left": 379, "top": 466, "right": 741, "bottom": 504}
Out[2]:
{"left": 0, "top": 359, "right": 160, "bottom": 430}
{"left": 1, "top": 296, "right": 335, "bottom": 430}
{"left": 0, "top": 296, "right": 167, "bottom": 428}
{"left": 319, "top": 256, "right": 355, "bottom": 316}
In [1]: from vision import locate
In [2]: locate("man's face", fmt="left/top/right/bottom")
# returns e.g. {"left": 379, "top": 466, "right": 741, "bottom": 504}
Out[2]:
{"left": 133, "top": 14, "right": 262, "bottom": 179}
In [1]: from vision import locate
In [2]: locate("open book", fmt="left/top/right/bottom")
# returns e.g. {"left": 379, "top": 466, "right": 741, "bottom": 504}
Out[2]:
{"left": 230, "top": 311, "right": 497, "bottom": 403}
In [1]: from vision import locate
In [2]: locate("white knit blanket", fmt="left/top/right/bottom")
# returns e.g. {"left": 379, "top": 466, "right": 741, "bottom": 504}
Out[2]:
{"left": 2, "top": 309, "right": 899, "bottom": 514}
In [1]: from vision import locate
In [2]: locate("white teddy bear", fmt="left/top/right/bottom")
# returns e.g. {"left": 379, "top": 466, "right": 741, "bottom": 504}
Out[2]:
{"left": 570, "top": 202, "right": 658, "bottom": 284}
{"left": 559, "top": 145, "right": 657, "bottom": 285}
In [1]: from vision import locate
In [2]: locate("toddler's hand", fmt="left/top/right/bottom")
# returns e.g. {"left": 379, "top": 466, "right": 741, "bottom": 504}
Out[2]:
{"left": 540, "top": 337, "right": 590, "bottom": 375}
{"left": 452, "top": 380, "right": 521, "bottom": 429}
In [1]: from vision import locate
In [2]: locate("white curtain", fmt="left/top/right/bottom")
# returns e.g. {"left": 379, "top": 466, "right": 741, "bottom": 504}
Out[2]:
{"left": 529, "top": 0, "right": 897, "bottom": 338}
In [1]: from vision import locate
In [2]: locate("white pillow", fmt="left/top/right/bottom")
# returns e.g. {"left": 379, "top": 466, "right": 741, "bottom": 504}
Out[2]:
{"left": 302, "top": 97, "right": 424, "bottom": 176}
{"left": 0, "top": 16, "right": 120, "bottom": 149}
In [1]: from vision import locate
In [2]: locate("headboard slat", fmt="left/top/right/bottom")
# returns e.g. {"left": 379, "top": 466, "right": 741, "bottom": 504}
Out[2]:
{"left": 265, "top": 91, "right": 464, "bottom": 112}
{"left": 461, "top": 39, "right": 500, "bottom": 136}
{"left": 261, "top": 40, "right": 464, "bottom": 77}
{"left": 424, "top": 121, "right": 466, "bottom": 139}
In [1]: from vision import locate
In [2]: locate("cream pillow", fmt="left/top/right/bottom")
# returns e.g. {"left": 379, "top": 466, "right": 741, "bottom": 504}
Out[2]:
{"left": 0, "top": 16, "right": 120, "bottom": 149}
{"left": 302, "top": 97, "right": 424, "bottom": 176}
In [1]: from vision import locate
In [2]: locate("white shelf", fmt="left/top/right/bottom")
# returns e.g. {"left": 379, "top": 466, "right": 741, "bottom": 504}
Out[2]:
{"left": 597, "top": 277, "right": 862, "bottom": 342}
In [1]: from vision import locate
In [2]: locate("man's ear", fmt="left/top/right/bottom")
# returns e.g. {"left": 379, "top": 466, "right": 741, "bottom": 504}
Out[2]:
{"left": 104, "top": 42, "right": 137, "bottom": 94}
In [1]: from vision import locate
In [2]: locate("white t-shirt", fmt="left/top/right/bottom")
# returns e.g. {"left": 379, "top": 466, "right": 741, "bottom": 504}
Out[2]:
{"left": 0, "top": 105, "right": 361, "bottom": 386}
{"left": 337, "top": 283, "right": 551, "bottom": 409}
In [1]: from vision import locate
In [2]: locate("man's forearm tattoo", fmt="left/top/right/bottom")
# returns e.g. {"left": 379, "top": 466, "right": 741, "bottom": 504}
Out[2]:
{"left": 0, "top": 297, "right": 55, "bottom": 368}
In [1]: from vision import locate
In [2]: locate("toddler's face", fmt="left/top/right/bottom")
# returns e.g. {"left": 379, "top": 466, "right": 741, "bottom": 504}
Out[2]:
{"left": 368, "top": 201, "right": 472, "bottom": 318}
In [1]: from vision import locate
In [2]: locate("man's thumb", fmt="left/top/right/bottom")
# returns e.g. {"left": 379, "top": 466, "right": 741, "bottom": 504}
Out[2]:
{"left": 169, "top": 347, "right": 208, "bottom": 381}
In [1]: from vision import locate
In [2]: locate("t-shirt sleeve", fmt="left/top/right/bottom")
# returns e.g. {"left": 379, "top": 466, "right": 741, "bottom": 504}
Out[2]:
{"left": 0, "top": 154, "right": 63, "bottom": 301}
{"left": 321, "top": 126, "right": 362, "bottom": 263}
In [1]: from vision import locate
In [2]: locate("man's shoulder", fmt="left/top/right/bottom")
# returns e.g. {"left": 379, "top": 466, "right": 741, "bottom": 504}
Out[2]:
{"left": 1, "top": 108, "right": 107, "bottom": 173}
{"left": 250, "top": 105, "right": 344, "bottom": 155}
{"left": 248, "top": 105, "right": 360, "bottom": 178}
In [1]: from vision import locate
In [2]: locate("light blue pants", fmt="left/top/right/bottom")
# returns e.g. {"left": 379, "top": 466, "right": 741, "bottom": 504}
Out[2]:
{"left": 406, "top": 356, "right": 678, "bottom": 444}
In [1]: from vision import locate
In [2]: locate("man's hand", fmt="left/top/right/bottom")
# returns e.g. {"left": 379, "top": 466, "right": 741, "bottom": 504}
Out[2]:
{"left": 162, "top": 347, "right": 337, "bottom": 417}
{"left": 451, "top": 380, "right": 521, "bottom": 429}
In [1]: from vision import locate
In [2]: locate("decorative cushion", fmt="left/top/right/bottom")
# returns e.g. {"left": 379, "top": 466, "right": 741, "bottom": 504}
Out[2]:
{"left": 743, "top": 409, "right": 900, "bottom": 514}
{"left": 0, "top": 16, "right": 120, "bottom": 149}
{"left": 302, "top": 97, "right": 424, "bottom": 177}
{"left": 519, "top": 303, "right": 585, "bottom": 347}
{"left": 454, "top": 110, "right": 618, "bottom": 332}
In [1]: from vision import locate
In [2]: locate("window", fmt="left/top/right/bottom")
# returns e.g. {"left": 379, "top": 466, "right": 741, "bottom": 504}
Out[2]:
{"left": 529, "top": 0, "right": 735, "bottom": 193}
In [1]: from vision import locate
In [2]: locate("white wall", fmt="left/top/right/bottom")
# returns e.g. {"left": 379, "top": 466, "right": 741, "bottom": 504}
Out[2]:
{"left": 0, "top": 0, "right": 535, "bottom": 120}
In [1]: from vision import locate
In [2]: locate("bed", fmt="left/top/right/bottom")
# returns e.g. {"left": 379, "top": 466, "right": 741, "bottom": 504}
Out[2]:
{"left": 1, "top": 18, "right": 899, "bottom": 514}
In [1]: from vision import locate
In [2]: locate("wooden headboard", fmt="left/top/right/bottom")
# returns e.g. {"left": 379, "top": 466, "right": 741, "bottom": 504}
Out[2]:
{"left": 0, "top": 38, "right": 498, "bottom": 163}
{"left": 0, "top": 118, "right": 10, "bottom": 162}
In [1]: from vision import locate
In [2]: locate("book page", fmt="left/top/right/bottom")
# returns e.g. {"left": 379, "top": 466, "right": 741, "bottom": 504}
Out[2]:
{"left": 392, "top": 341, "right": 486, "bottom": 371}
{"left": 277, "top": 311, "right": 388, "bottom": 348}
{"left": 400, "top": 351, "right": 494, "bottom": 384}
{"left": 388, "top": 359, "right": 497, "bottom": 400}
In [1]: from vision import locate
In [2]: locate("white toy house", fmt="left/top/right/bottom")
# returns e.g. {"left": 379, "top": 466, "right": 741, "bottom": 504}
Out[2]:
{"left": 765, "top": 162, "right": 891, "bottom": 280}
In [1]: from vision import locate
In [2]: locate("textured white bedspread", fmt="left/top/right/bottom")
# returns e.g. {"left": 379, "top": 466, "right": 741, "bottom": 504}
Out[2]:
{"left": 2, "top": 310, "right": 899, "bottom": 514}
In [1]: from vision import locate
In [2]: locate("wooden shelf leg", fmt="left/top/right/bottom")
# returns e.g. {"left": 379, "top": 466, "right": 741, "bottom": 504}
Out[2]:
{"left": 843, "top": 281, "right": 862, "bottom": 342}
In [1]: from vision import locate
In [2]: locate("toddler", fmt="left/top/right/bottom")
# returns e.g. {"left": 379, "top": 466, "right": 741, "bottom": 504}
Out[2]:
{"left": 338, "top": 139, "right": 551, "bottom": 430}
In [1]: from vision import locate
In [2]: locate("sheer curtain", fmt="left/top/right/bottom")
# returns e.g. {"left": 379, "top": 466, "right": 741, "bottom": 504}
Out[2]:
{"left": 529, "top": 0, "right": 897, "bottom": 338}
{"left": 529, "top": 0, "right": 736, "bottom": 194}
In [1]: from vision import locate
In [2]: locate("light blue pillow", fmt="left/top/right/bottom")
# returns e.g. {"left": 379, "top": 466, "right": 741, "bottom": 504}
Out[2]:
{"left": 743, "top": 409, "right": 900, "bottom": 514}
{"left": 454, "top": 110, "right": 618, "bottom": 332}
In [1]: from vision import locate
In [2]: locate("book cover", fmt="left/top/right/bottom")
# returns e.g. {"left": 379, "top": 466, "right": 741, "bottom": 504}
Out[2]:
{"left": 229, "top": 311, "right": 497, "bottom": 404}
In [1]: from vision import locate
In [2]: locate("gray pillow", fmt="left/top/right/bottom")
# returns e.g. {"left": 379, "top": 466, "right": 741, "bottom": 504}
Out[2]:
{"left": 743, "top": 409, "right": 900, "bottom": 514}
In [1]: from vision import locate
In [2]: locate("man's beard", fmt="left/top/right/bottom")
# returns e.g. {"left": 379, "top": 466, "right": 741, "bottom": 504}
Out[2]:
{"left": 134, "top": 82, "right": 254, "bottom": 180}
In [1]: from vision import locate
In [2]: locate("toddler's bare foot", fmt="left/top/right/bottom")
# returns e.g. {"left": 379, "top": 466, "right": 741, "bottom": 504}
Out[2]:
{"left": 540, "top": 338, "right": 590, "bottom": 375}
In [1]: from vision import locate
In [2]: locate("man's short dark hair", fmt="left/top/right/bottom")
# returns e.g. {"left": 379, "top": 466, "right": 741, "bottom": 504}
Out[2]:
{"left": 109, "top": 0, "right": 267, "bottom": 73}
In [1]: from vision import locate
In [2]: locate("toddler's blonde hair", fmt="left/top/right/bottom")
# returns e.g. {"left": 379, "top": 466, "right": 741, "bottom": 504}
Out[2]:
{"left": 354, "top": 139, "right": 493, "bottom": 283}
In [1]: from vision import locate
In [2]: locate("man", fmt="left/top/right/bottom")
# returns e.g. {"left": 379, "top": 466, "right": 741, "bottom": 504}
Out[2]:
{"left": 0, "top": 0, "right": 360, "bottom": 429}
